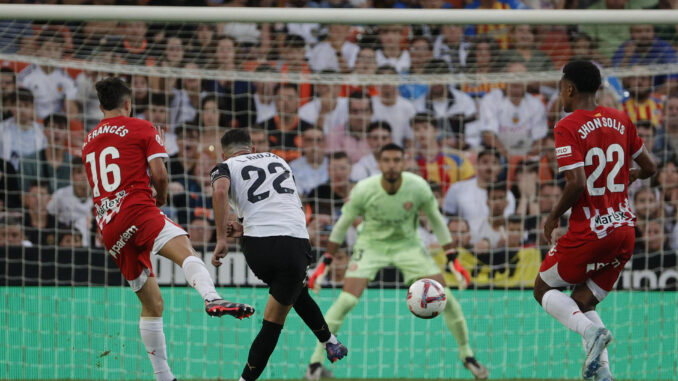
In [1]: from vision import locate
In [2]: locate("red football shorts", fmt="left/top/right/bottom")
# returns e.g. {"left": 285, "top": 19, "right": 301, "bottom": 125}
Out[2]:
{"left": 539, "top": 225, "right": 635, "bottom": 301}
{"left": 102, "top": 206, "right": 187, "bottom": 292}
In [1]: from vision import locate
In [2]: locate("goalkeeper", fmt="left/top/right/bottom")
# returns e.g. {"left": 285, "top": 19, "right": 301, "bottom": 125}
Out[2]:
{"left": 305, "top": 144, "right": 488, "bottom": 380}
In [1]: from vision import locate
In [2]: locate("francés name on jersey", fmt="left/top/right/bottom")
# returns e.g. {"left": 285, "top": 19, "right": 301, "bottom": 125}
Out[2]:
{"left": 210, "top": 152, "right": 309, "bottom": 239}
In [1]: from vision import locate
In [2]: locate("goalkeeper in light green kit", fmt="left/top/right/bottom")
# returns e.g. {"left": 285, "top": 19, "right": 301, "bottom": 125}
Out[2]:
{"left": 305, "top": 144, "right": 489, "bottom": 380}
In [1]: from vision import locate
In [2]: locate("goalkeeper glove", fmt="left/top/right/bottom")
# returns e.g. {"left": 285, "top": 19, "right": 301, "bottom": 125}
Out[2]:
{"left": 446, "top": 249, "right": 470, "bottom": 290}
{"left": 308, "top": 253, "right": 333, "bottom": 293}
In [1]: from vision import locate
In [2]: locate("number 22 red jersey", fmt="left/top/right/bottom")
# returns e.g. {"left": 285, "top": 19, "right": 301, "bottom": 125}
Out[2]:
{"left": 554, "top": 106, "right": 644, "bottom": 242}
{"left": 81, "top": 116, "right": 168, "bottom": 230}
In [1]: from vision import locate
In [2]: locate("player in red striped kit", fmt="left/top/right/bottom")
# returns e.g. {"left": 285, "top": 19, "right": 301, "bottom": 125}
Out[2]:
{"left": 83, "top": 77, "right": 254, "bottom": 381}
{"left": 533, "top": 61, "right": 656, "bottom": 381}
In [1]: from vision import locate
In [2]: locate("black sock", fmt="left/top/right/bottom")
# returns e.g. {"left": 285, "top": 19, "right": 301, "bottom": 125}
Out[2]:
{"left": 293, "top": 288, "right": 332, "bottom": 342}
{"left": 241, "top": 320, "right": 283, "bottom": 381}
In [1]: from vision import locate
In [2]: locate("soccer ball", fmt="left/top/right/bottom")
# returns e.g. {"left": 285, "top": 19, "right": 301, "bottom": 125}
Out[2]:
{"left": 406, "top": 278, "right": 447, "bottom": 319}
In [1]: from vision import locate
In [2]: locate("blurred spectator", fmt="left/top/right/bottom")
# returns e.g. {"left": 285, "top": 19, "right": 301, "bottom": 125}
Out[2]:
{"left": 116, "top": 21, "right": 152, "bottom": 66}
{"left": 408, "top": 37, "right": 433, "bottom": 75}
{"left": 131, "top": 74, "right": 151, "bottom": 118}
{"left": 461, "top": 37, "right": 505, "bottom": 99}
{"left": 654, "top": 159, "right": 678, "bottom": 220}
{"left": 477, "top": 62, "right": 548, "bottom": 156}
{"left": 342, "top": 46, "right": 380, "bottom": 97}
{"left": 0, "top": 88, "right": 47, "bottom": 171}
{"left": 299, "top": 74, "right": 348, "bottom": 134}
{"left": 371, "top": 66, "right": 416, "bottom": 147}
{"left": 537, "top": 132, "right": 565, "bottom": 185}
{"left": 307, "top": 151, "right": 352, "bottom": 217}
{"left": 448, "top": 217, "right": 473, "bottom": 251}
{"left": 580, "top": 0, "right": 643, "bottom": 61}
{"left": 0, "top": 213, "right": 31, "bottom": 247}
{"left": 350, "top": 121, "right": 393, "bottom": 181}
{"left": 0, "top": 158, "right": 19, "bottom": 212}
{"left": 654, "top": 93, "right": 678, "bottom": 161}
{"left": 260, "top": 83, "right": 312, "bottom": 162}
{"left": 58, "top": 228, "right": 83, "bottom": 248}
{"left": 290, "top": 126, "right": 329, "bottom": 196}
{"left": 469, "top": 182, "right": 509, "bottom": 250}
{"left": 170, "top": 62, "right": 200, "bottom": 128}
{"left": 613, "top": 24, "right": 677, "bottom": 75}
{"left": 464, "top": 0, "right": 529, "bottom": 51}
{"left": 17, "top": 29, "right": 78, "bottom": 120}
{"left": 596, "top": 87, "right": 622, "bottom": 111}
{"left": 433, "top": 24, "right": 470, "bottom": 72}
{"left": 196, "top": 95, "right": 223, "bottom": 151}
{"left": 250, "top": 128, "right": 271, "bottom": 154}
{"left": 325, "top": 247, "right": 350, "bottom": 286}
{"left": 506, "top": 214, "right": 529, "bottom": 248}
{"left": 635, "top": 120, "right": 665, "bottom": 163}
{"left": 168, "top": 124, "right": 201, "bottom": 192}
{"left": 636, "top": 219, "right": 677, "bottom": 289}
{"left": 189, "top": 23, "right": 217, "bottom": 65}
{"left": 500, "top": 25, "right": 554, "bottom": 72}
{"left": 207, "top": 35, "right": 237, "bottom": 71}
{"left": 648, "top": 0, "right": 678, "bottom": 49}
{"left": 19, "top": 113, "right": 72, "bottom": 192}
{"left": 569, "top": 32, "right": 610, "bottom": 67}
{"left": 326, "top": 91, "right": 373, "bottom": 162}
{"left": 309, "top": 24, "right": 359, "bottom": 73}
{"left": 376, "top": 25, "right": 410, "bottom": 73}
{"left": 621, "top": 70, "right": 663, "bottom": 126}
{"left": 245, "top": 64, "right": 278, "bottom": 126}
{"left": 71, "top": 21, "right": 121, "bottom": 60}
{"left": 1, "top": 67, "right": 16, "bottom": 120}
{"left": 22, "top": 180, "right": 58, "bottom": 246}
{"left": 280, "top": 34, "right": 310, "bottom": 73}
{"left": 140, "top": 92, "right": 177, "bottom": 154}
{"left": 308, "top": 213, "right": 333, "bottom": 251}
{"left": 411, "top": 113, "right": 475, "bottom": 193}
{"left": 443, "top": 149, "right": 516, "bottom": 219}
{"left": 633, "top": 186, "right": 662, "bottom": 223}
{"left": 188, "top": 214, "right": 215, "bottom": 248}
{"left": 47, "top": 157, "right": 92, "bottom": 247}
{"left": 410, "top": 59, "right": 477, "bottom": 148}
{"left": 512, "top": 159, "right": 540, "bottom": 217}
{"left": 74, "top": 52, "right": 114, "bottom": 130}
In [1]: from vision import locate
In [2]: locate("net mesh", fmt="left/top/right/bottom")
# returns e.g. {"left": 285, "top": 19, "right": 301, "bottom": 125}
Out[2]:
{"left": 0, "top": 8, "right": 677, "bottom": 381}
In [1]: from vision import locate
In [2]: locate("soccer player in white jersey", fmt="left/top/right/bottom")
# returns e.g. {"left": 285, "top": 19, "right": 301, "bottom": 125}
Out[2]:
{"left": 534, "top": 61, "right": 657, "bottom": 381}
{"left": 304, "top": 143, "right": 488, "bottom": 380}
{"left": 210, "top": 129, "right": 348, "bottom": 381}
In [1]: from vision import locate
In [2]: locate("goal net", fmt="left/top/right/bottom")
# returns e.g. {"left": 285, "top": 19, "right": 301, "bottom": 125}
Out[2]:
{"left": 0, "top": 5, "right": 677, "bottom": 380}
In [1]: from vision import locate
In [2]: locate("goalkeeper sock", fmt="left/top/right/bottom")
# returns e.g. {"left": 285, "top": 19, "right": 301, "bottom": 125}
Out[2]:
{"left": 584, "top": 310, "right": 610, "bottom": 370}
{"left": 182, "top": 256, "right": 220, "bottom": 301}
{"left": 241, "top": 320, "right": 283, "bottom": 381}
{"left": 309, "top": 291, "right": 358, "bottom": 365}
{"left": 293, "top": 288, "right": 332, "bottom": 342}
{"left": 541, "top": 289, "right": 593, "bottom": 336}
{"left": 139, "top": 317, "right": 175, "bottom": 381}
{"left": 442, "top": 288, "right": 473, "bottom": 359}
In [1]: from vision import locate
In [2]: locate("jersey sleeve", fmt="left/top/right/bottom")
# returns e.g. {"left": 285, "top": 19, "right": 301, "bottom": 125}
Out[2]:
{"left": 143, "top": 123, "right": 168, "bottom": 162}
{"left": 328, "top": 183, "right": 365, "bottom": 245}
{"left": 420, "top": 182, "right": 452, "bottom": 246}
{"left": 554, "top": 123, "right": 584, "bottom": 172}
{"left": 210, "top": 162, "right": 231, "bottom": 185}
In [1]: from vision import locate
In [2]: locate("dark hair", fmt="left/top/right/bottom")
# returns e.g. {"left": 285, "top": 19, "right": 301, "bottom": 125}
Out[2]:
{"left": 379, "top": 143, "right": 404, "bottom": 157}
{"left": 8, "top": 87, "right": 34, "bottom": 104}
{"left": 274, "top": 82, "right": 298, "bottom": 95}
{"left": 43, "top": 113, "right": 68, "bottom": 128}
{"left": 514, "top": 159, "right": 539, "bottom": 175}
{"left": 71, "top": 156, "right": 83, "bottom": 166}
{"left": 37, "top": 28, "right": 65, "bottom": 47}
{"left": 477, "top": 149, "right": 501, "bottom": 162}
{"left": 348, "top": 90, "right": 372, "bottom": 112}
{"left": 329, "top": 151, "right": 349, "bottom": 162}
{"left": 175, "top": 124, "right": 200, "bottom": 139}
{"left": 486, "top": 181, "right": 508, "bottom": 195}
{"left": 284, "top": 34, "right": 306, "bottom": 49}
{"left": 422, "top": 59, "right": 450, "bottom": 75}
{"left": 633, "top": 186, "right": 655, "bottom": 202}
{"left": 255, "top": 63, "right": 274, "bottom": 73}
{"left": 410, "top": 36, "right": 432, "bottom": 50}
{"left": 375, "top": 65, "right": 398, "bottom": 75}
{"left": 27, "top": 180, "right": 51, "bottom": 193}
{"left": 465, "top": 36, "right": 500, "bottom": 72}
{"left": 562, "top": 60, "right": 601, "bottom": 94}
{"left": 201, "top": 94, "right": 218, "bottom": 109}
{"left": 95, "top": 77, "right": 132, "bottom": 111}
{"left": 150, "top": 92, "right": 170, "bottom": 107}
{"left": 635, "top": 119, "right": 656, "bottom": 132}
{"left": 367, "top": 121, "right": 392, "bottom": 134}
{"left": 220, "top": 128, "right": 251, "bottom": 149}
{"left": 0, "top": 67, "right": 14, "bottom": 75}
{"left": 411, "top": 112, "right": 437, "bottom": 127}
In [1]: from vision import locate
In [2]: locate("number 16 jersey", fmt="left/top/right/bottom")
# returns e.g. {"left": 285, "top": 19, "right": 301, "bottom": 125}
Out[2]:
{"left": 210, "top": 152, "right": 309, "bottom": 239}
{"left": 554, "top": 105, "right": 644, "bottom": 242}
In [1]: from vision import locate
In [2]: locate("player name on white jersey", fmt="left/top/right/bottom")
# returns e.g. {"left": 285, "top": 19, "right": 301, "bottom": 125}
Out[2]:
{"left": 577, "top": 116, "right": 625, "bottom": 140}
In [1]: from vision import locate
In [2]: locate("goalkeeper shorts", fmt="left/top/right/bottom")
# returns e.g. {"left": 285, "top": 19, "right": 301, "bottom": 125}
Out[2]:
{"left": 102, "top": 206, "right": 187, "bottom": 292}
{"left": 241, "top": 235, "right": 312, "bottom": 306}
{"left": 345, "top": 241, "right": 441, "bottom": 284}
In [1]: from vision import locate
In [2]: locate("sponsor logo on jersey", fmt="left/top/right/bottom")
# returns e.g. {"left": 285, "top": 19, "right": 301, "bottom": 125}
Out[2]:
{"left": 555, "top": 145, "right": 572, "bottom": 158}
{"left": 155, "top": 134, "right": 164, "bottom": 146}
{"left": 586, "top": 258, "right": 621, "bottom": 273}
{"left": 403, "top": 201, "right": 413, "bottom": 211}
{"left": 108, "top": 225, "right": 139, "bottom": 259}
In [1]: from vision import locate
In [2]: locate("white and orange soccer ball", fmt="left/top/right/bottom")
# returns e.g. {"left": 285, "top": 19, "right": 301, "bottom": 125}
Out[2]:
{"left": 406, "top": 278, "right": 447, "bottom": 319}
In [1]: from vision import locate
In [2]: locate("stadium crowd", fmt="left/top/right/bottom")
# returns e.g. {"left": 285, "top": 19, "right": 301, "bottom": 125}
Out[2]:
{"left": 0, "top": 0, "right": 677, "bottom": 289}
